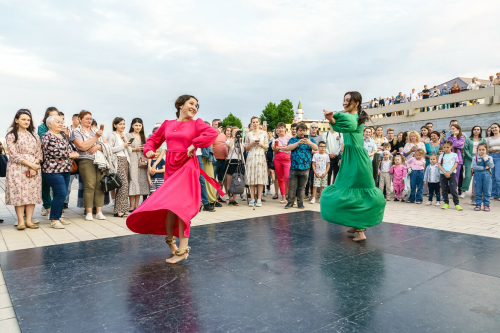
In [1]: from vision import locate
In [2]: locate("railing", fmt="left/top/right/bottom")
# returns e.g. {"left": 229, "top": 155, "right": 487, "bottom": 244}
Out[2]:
{"left": 364, "top": 87, "right": 500, "bottom": 126}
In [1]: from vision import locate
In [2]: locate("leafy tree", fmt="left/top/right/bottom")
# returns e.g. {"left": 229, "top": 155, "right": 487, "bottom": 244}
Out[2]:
{"left": 260, "top": 99, "right": 294, "bottom": 130}
{"left": 221, "top": 112, "right": 243, "bottom": 128}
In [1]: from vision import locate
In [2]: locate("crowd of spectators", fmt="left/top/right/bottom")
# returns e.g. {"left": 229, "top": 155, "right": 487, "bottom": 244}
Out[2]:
{"left": 367, "top": 73, "right": 500, "bottom": 116}
{"left": 1, "top": 104, "right": 500, "bottom": 228}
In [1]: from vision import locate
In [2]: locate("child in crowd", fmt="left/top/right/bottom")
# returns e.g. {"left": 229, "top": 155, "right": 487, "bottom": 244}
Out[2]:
{"left": 378, "top": 151, "right": 392, "bottom": 200}
{"left": 148, "top": 149, "right": 165, "bottom": 194}
{"left": 424, "top": 154, "right": 441, "bottom": 206}
{"left": 382, "top": 142, "right": 392, "bottom": 157}
{"left": 405, "top": 149, "right": 426, "bottom": 203}
{"left": 438, "top": 141, "right": 462, "bottom": 210}
{"left": 311, "top": 142, "right": 330, "bottom": 204}
{"left": 472, "top": 143, "right": 494, "bottom": 211}
{"left": 390, "top": 155, "right": 406, "bottom": 201}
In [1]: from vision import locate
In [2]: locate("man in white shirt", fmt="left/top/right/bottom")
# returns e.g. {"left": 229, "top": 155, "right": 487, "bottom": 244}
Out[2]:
{"left": 322, "top": 128, "right": 342, "bottom": 185}
{"left": 409, "top": 89, "right": 419, "bottom": 101}
{"left": 485, "top": 76, "right": 494, "bottom": 88}
{"left": 467, "top": 77, "right": 481, "bottom": 90}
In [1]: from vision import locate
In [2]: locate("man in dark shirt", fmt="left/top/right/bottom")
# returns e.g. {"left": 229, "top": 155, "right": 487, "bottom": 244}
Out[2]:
{"left": 422, "top": 85, "right": 430, "bottom": 112}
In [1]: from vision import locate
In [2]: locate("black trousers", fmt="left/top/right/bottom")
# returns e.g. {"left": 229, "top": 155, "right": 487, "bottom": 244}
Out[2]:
{"left": 458, "top": 164, "right": 464, "bottom": 194}
{"left": 440, "top": 174, "right": 459, "bottom": 205}
{"left": 327, "top": 156, "right": 341, "bottom": 185}
{"left": 304, "top": 168, "right": 315, "bottom": 196}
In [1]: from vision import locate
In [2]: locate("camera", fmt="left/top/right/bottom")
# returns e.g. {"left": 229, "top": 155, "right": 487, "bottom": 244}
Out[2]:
{"left": 235, "top": 129, "right": 243, "bottom": 139}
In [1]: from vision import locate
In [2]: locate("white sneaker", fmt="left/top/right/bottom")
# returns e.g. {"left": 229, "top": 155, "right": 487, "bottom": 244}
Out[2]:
{"left": 50, "top": 220, "right": 65, "bottom": 229}
{"left": 426, "top": 201, "right": 432, "bottom": 206}
{"left": 459, "top": 193, "right": 465, "bottom": 199}
{"left": 96, "top": 212, "right": 106, "bottom": 220}
{"left": 60, "top": 218, "right": 71, "bottom": 225}
{"left": 110, "top": 199, "right": 115, "bottom": 206}
{"left": 31, "top": 218, "right": 39, "bottom": 224}
{"left": 310, "top": 197, "right": 316, "bottom": 204}
{"left": 85, "top": 213, "right": 94, "bottom": 221}
{"left": 248, "top": 200, "right": 254, "bottom": 207}
{"left": 41, "top": 207, "right": 47, "bottom": 216}
{"left": 435, "top": 201, "right": 441, "bottom": 206}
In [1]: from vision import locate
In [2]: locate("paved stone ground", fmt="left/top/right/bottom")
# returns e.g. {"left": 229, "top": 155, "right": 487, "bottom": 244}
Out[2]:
{"left": 1, "top": 178, "right": 499, "bottom": 331}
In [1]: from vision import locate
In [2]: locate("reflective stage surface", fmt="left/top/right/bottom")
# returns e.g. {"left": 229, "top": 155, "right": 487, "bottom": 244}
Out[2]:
{"left": 1, "top": 211, "right": 500, "bottom": 332}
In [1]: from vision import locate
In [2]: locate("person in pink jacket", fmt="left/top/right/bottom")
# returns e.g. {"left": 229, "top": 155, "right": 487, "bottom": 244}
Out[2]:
{"left": 390, "top": 155, "right": 407, "bottom": 201}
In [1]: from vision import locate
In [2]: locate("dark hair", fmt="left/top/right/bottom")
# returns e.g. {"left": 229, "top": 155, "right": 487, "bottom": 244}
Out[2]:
{"left": 425, "top": 122, "right": 433, "bottom": 126}
{"left": 212, "top": 119, "right": 221, "bottom": 126}
{"left": 175, "top": 95, "right": 198, "bottom": 118}
{"left": 276, "top": 122, "right": 286, "bottom": 129}
{"left": 477, "top": 142, "right": 488, "bottom": 152}
{"left": 450, "top": 123, "right": 463, "bottom": 139}
{"left": 449, "top": 119, "right": 458, "bottom": 124}
{"left": 8, "top": 109, "right": 37, "bottom": 143}
{"left": 72, "top": 114, "right": 79, "bottom": 118}
{"left": 250, "top": 116, "right": 260, "bottom": 123}
{"left": 430, "top": 131, "right": 441, "bottom": 139}
{"left": 78, "top": 110, "right": 92, "bottom": 120}
{"left": 42, "top": 107, "right": 59, "bottom": 126}
{"left": 297, "top": 123, "right": 308, "bottom": 131}
{"left": 470, "top": 126, "right": 483, "bottom": 139}
{"left": 112, "top": 117, "right": 125, "bottom": 131}
{"left": 402, "top": 131, "right": 408, "bottom": 143}
{"left": 129, "top": 118, "right": 146, "bottom": 144}
{"left": 290, "top": 123, "right": 298, "bottom": 129}
{"left": 91, "top": 119, "right": 97, "bottom": 127}
{"left": 318, "top": 141, "right": 326, "bottom": 147}
{"left": 59, "top": 111, "right": 65, "bottom": 117}
{"left": 344, "top": 91, "right": 368, "bottom": 126}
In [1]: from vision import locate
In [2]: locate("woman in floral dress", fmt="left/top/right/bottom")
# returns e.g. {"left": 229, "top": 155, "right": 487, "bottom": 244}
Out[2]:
{"left": 244, "top": 116, "right": 268, "bottom": 207}
{"left": 5, "top": 109, "right": 42, "bottom": 230}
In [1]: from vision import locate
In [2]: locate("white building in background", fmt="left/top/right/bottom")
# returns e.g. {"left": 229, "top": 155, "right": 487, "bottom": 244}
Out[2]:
{"left": 285, "top": 100, "right": 331, "bottom": 134}
{"left": 296, "top": 100, "right": 303, "bottom": 122}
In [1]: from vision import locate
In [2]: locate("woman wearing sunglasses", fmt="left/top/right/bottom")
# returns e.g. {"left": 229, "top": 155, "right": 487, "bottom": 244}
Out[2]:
{"left": 5, "top": 109, "right": 42, "bottom": 230}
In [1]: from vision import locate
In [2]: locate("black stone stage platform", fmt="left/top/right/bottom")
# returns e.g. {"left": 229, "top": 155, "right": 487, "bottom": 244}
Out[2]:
{"left": 1, "top": 211, "right": 500, "bottom": 333}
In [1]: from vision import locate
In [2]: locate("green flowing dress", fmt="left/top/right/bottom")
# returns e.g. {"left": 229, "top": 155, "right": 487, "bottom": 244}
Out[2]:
{"left": 320, "top": 112, "right": 386, "bottom": 229}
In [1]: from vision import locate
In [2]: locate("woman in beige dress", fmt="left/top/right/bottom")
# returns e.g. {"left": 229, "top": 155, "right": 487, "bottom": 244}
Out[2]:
{"left": 5, "top": 109, "right": 42, "bottom": 230}
{"left": 244, "top": 116, "right": 268, "bottom": 207}
{"left": 126, "top": 118, "right": 149, "bottom": 211}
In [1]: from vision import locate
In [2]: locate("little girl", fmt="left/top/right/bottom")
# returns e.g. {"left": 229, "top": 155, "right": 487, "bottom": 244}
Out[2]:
{"left": 438, "top": 141, "right": 462, "bottom": 210}
{"left": 405, "top": 149, "right": 426, "bottom": 203}
{"left": 472, "top": 142, "right": 494, "bottom": 211}
{"left": 378, "top": 151, "right": 392, "bottom": 200}
{"left": 424, "top": 154, "right": 441, "bottom": 206}
{"left": 390, "top": 155, "right": 406, "bottom": 201}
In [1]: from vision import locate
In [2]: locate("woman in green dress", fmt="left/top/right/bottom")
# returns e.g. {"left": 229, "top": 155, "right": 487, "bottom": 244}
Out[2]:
{"left": 321, "top": 91, "right": 386, "bottom": 241}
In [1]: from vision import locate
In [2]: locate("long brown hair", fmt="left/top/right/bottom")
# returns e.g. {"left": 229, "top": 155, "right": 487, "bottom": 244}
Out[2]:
{"left": 8, "top": 109, "right": 37, "bottom": 143}
{"left": 345, "top": 91, "right": 368, "bottom": 126}
{"left": 129, "top": 118, "right": 146, "bottom": 144}
{"left": 450, "top": 123, "right": 463, "bottom": 139}
{"left": 112, "top": 117, "right": 125, "bottom": 132}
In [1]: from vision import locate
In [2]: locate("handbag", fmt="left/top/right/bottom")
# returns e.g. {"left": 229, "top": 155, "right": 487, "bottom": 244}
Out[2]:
{"left": 0, "top": 146, "right": 8, "bottom": 178}
{"left": 100, "top": 172, "right": 122, "bottom": 192}
{"left": 70, "top": 160, "right": 79, "bottom": 175}
{"left": 138, "top": 154, "right": 148, "bottom": 169}
{"left": 229, "top": 160, "right": 245, "bottom": 195}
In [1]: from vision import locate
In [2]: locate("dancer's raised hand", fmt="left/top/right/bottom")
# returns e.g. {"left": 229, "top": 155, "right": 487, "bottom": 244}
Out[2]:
{"left": 324, "top": 109, "right": 334, "bottom": 123}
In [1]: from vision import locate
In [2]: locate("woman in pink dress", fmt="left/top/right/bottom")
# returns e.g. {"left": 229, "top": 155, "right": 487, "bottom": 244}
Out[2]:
{"left": 5, "top": 109, "right": 42, "bottom": 230}
{"left": 126, "top": 95, "right": 219, "bottom": 264}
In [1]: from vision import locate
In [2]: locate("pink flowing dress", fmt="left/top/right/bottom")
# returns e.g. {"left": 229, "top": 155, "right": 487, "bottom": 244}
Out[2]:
{"left": 126, "top": 118, "right": 218, "bottom": 238}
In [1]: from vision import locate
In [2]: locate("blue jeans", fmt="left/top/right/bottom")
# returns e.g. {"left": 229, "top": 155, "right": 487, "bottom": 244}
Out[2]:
{"left": 64, "top": 174, "right": 76, "bottom": 204}
{"left": 213, "top": 159, "right": 227, "bottom": 182}
{"left": 43, "top": 172, "right": 70, "bottom": 220}
{"left": 197, "top": 156, "right": 209, "bottom": 205}
{"left": 474, "top": 171, "right": 492, "bottom": 206}
{"left": 490, "top": 153, "right": 500, "bottom": 199}
{"left": 409, "top": 170, "right": 424, "bottom": 202}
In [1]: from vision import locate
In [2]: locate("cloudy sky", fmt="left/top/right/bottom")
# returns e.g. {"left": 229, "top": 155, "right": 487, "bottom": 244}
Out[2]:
{"left": 1, "top": 0, "right": 499, "bottom": 134}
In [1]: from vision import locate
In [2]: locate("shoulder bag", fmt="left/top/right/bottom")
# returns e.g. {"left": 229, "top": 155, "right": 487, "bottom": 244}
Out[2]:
{"left": 100, "top": 172, "right": 122, "bottom": 192}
